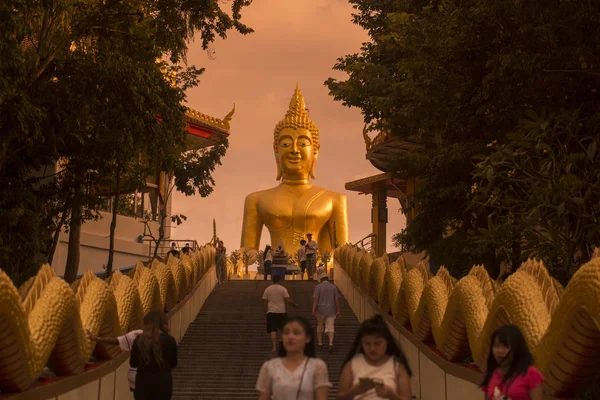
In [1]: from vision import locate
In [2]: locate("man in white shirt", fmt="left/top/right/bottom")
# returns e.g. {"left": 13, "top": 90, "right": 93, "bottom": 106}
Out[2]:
{"left": 297, "top": 239, "right": 307, "bottom": 279}
{"left": 305, "top": 233, "right": 318, "bottom": 280}
{"left": 88, "top": 329, "right": 143, "bottom": 391}
{"left": 262, "top": 275, "right": 298, "bottom": 352}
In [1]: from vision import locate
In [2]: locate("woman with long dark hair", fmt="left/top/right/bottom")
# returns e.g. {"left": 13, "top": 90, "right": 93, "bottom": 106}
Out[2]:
{"left": 256, "top": 316, "right": 331, "bottom": 400}
{"left": 130, "top": 310, "right": 178, "bottom": 400}
{"left": 263, "top": 244, "right": 273, "bottom": 281}
{"left": 481, "top": 325, "right": 544, "bottom": 400}
{"left": 337, "top": 315, "right": 412, "bottom": 400}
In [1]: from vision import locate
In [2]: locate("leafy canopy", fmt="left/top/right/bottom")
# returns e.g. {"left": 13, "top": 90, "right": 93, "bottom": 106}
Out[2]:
{"left": 326, "top": 0, "right": 600, "bottom": 278}
{"left": 0, "top": 0, "right": 252, "bottom": 284}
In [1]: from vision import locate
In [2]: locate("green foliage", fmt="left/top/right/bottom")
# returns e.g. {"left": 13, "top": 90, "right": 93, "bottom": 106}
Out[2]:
{"left": 0, "top": 0, "right": 252, "bottom": 285}
{"left": 229, "top": 250, "right": 240, "bottom": 275}
{"left": 326, "top": 0, "right": 600, "bottom": 279}
{"left": 472, "top": 110, "right": 600, "bottom": 284}
{"left": 173, "top": 134, "right": 229, "bottom": 197}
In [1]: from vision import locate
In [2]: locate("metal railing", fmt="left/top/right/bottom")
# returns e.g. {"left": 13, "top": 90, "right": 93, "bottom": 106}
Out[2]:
{"left": 146, "top": 239, "right": 201, "bottom": 259}
{"left": 353, "top": 233, "right": 376, "bottom": 252}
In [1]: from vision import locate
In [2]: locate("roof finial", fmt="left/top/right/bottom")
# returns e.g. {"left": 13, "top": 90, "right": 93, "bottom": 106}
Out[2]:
{"left": 222, "top": 103, "right": 236, "bottom": 131}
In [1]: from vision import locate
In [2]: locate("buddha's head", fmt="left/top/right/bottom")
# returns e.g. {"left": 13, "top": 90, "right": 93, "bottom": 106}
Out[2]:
{"left": 273, "top": 84, "right": 320, "bottom": 181}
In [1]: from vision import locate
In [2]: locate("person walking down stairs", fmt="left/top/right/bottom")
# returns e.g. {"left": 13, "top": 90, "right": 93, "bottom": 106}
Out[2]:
{"left": 256, "top": 316, "right": 331, "bottom": 400}
{"left": 262, "top": 275, "right": 298, "bottom": 352}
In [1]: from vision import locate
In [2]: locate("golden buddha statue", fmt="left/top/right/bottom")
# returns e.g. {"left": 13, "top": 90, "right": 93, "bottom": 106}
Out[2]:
{"left": 240, "top": 84, "right": 349, "bottom": 256}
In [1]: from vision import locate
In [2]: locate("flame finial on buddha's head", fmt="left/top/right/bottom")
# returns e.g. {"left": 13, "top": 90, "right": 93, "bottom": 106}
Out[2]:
{"left": 273, "top": 83, "right": 320, "bottom": 155}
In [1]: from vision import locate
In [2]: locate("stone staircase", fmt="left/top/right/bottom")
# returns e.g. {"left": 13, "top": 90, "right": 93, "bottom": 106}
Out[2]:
{"left": 172, "top": 280, "right": 361, "bottom": 399}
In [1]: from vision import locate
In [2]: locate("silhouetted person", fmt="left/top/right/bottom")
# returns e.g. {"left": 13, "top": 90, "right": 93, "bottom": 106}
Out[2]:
{"left": 167, "top": 242, "right": 179, "bottom": 258}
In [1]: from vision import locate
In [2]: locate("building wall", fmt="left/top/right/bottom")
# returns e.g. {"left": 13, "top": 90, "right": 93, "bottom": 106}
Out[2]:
{"left": 52, "top": 212, "right": 160, "bottom": 276}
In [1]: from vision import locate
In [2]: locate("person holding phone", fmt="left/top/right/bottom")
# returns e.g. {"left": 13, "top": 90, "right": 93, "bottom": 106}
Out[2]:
{"left": 337, "top": 315, "right": 412, "bottom": 400}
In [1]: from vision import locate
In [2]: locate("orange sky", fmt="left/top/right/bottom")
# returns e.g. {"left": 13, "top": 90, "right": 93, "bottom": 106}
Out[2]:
{"left": 172, "top": 0, "right": 406, "bottom": 252}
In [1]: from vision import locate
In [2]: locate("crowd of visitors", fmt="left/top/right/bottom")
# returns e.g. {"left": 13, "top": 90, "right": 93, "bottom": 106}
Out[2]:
{"left": 88, "top": 235, "right": 543, "bottom": 400}
{"left": 261, "top": 233, "right": 319, "bottom": 281}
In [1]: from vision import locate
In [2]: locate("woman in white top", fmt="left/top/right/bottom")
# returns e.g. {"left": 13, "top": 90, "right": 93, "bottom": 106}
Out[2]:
{"left": 256, "top": 316, "right": 331, "bottom": 400}
{"left": 337, "top": 315, "right": 412, "bottom": 400}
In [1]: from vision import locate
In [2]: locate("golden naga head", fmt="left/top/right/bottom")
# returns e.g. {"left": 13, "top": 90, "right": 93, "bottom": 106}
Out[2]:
{"left": 273, "top": 84, "right": 320, "bottom": 181}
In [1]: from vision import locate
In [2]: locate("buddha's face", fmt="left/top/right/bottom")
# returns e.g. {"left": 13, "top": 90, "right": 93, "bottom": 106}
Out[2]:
{"left": 276, "top": 127, "right": 317, "bottom": 180}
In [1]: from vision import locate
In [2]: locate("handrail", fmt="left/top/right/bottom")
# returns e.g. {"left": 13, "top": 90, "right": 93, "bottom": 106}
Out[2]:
{"left": 353, "top": 233, "right": 376, "bottom": 251}
{"left": 146, "top": 238, "right": 201, "bottom": 259}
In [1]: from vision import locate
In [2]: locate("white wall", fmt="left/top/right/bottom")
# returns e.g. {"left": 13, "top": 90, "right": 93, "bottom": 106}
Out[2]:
{"left": 52, "top": 212, "right": 159, "bottom": 276}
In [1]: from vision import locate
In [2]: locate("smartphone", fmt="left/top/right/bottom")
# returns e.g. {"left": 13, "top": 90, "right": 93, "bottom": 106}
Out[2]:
{"left": 359, "top": 377, "right": 374, "bottom": 385}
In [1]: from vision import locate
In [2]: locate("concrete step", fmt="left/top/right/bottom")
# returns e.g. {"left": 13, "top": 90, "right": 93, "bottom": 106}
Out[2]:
{"left": 172, "top": 281, "right": 361, "bottom": 400}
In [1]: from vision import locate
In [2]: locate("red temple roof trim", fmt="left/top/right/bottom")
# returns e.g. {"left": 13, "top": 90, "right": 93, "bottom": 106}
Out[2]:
{"left": 184, "top": 104, "right": 235, "bottom": 149}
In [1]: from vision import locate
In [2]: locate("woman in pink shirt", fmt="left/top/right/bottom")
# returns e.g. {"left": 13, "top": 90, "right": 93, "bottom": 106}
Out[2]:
{"left": 481, "top": 325, "right": 544, "bottom": 400}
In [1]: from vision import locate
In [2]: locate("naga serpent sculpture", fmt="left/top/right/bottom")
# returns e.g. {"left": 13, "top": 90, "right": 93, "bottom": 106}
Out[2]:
{"left": 334, "top": 244, "right": 600, "bottom": 397}
{"left": 0, "top": 244, "right": 216, "bottom": 392}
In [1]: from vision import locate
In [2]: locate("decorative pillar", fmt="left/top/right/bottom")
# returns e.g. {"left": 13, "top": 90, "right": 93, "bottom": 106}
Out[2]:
{"left": 371, "top": 184, "right": 388, "bottom": 257}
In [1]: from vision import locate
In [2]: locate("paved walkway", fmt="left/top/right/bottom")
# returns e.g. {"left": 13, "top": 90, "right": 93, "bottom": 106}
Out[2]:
{"left": 172, "top": 280, "right": 361, "bottom": 399}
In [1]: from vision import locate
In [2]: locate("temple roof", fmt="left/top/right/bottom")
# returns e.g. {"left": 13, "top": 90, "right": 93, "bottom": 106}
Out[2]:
{"left": 185, "top": 104, "right": 235, "bottom": 150}
{"left": 185, "top": 107, "right": 233, "bottom": 134}
{"left": 345, "top": 172, "right": 409, "bottom": 207}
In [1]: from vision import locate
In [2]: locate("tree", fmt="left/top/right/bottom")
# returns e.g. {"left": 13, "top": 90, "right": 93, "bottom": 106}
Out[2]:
{"left": 45, "top": 24, "right": 191, "bottom": 282}
{"left": 229, "top": 250, "right": 241, "bottom": 276}
{"left": 141, "top": 135, "right": 229, "bottom": 263}
{"left": 472, "top": 110, "right": 600, "bottom": 284}
{"left": 0, "top": 0, "right": 253, "bottom": 285}
{"left": 326, "top": 0, "right": 600, "bottom": 278}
